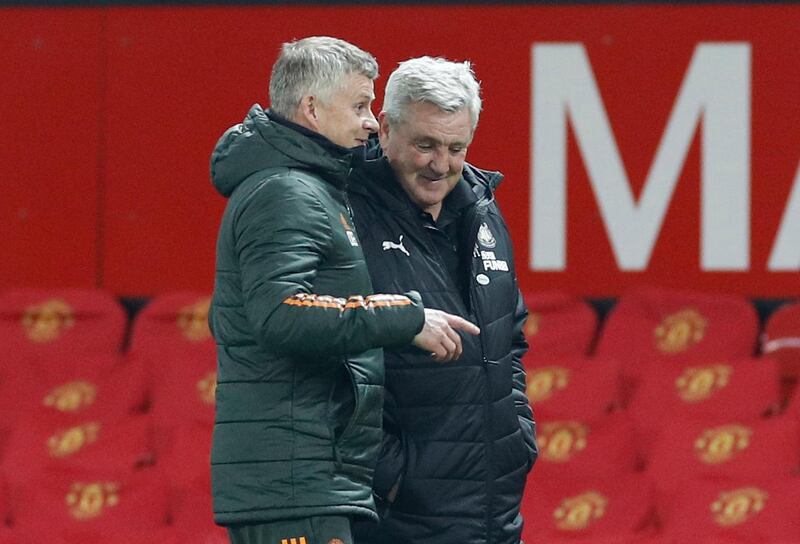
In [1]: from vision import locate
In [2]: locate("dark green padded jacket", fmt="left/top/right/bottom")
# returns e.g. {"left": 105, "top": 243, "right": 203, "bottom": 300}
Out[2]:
{"left": 208, "top": 105, "right": 425, "bottom": 525}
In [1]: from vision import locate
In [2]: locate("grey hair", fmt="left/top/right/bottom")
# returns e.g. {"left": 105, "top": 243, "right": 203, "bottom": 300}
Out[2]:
{"left": 268, "top": 36, "right": 378, "bottom": 118}
{"left": 383, "top": 56, "right": 482, "bottom": 131}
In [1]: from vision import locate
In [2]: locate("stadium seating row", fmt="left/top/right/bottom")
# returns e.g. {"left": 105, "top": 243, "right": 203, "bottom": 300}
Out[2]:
{"left": 2, "top": 286, "right": 798, "bottom": 378}
{"left": 1, "top": 286, "right": 798, "bottom": 542}
{"left": 2, "top": 457, "right": 799, "bottom": 542}
{"left": 522, "top": 472, "right": 800, "bottom": 543}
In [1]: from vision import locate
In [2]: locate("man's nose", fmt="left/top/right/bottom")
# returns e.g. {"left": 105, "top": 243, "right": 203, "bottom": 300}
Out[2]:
{"left": 429, "top": 149, "right": 449, "bottom": 177}
{"left": 363, "top": 112, "right": 378, "bottom": 133}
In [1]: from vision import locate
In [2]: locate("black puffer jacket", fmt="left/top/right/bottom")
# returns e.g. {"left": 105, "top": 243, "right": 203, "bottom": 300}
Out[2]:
{"left": 208, "top": 105, "right": 425, "bottom": 526}
{"left": 349, "top": 158, "right": 538, "bottom": 544}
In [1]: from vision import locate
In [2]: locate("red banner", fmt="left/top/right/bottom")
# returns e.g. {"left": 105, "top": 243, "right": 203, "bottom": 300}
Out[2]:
{"left": 1, "top": 5, "right": 798, "bottom": 296}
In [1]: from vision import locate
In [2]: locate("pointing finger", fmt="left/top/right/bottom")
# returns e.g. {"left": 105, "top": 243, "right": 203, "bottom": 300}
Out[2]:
{"left": 445, "top": 314, "right": 480, "bottom": 336}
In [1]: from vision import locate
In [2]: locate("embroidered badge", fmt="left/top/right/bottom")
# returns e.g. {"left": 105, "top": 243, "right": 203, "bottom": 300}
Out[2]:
{"left": 66, "top": 482, "right": 120, "bottom": 520}
{"left": 21, "top": 299, "right": 75, "bottom": 343}
{"left": 527, "top": 367, "right": 571, "bottom": 403}
{"left": 553, "top": 491, "right": 608, "bottom": 531}
{"left": 477, "top": 222, "right": 496, "bottom": 248}
{"left": 48, "top": 422, "right": 101, "bottom": 458}
{"left": 654, "top": 308, "right": 707, "bottom": 353}
{"left": 675, "top": 364, "right": 732, "bottom": 403}
{"left": 43, "top": 381, "right": 97, "bottom": 413}
{"left": 197, "top": 371, "right": 217, "bottom": 405}
{"left": 711, "top": 487, "right": 768, "bottom": 527}
{"left": 538, "top": 421, "right": 589, "bottom": 462}
{"left": 694, "top": 424, "right": 752, "bottom": 464}
{"left": 177, "top": 297, "right": 211, "bottom": 341}
{"left": 382, "top": 234, "right": 410, "bottom": 256}
{"left": 339, "top": 213, "right": 359, "bottom": 247}
{"left": 480, "top": 250, "right": 508, "bottom": 272}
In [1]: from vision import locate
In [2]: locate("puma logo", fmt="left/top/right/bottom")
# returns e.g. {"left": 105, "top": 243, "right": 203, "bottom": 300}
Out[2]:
{"left": 382, "top": 235, "right": 410, "bottom": 257}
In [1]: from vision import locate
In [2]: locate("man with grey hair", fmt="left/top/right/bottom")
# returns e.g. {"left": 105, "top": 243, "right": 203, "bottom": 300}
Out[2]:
{"left": 350, "top": 56, "right": 538, "bottom": 543}
{"left": 209, "top": 39, "right": 478, "bottom": 544}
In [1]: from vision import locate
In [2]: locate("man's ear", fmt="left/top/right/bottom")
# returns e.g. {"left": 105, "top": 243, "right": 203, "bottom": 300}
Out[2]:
{"left": 298, "top": 95, "right": 320, "bottom": 130}
{"left": 377, "top": 111, "right": 391, "bottom": 148}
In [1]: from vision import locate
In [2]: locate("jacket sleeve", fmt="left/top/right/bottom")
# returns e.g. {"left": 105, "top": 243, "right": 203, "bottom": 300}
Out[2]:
{"left": 235, "top": 175, "right": 425, "bottom": 358}
{"left": 511, "top": 287, "right": 538, "bottom": 469}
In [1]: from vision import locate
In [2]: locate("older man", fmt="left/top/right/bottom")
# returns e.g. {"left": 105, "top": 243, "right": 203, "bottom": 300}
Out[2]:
{"left": 209, "top": 39, "right": 478, "bottom": 544}
{"left": 350, "top": 57, "right": 538, "bottom": 544}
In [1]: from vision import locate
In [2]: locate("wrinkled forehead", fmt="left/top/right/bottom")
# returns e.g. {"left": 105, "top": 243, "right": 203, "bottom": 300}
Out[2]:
{"left": 331, "top": 72, "right": 376, "bottom": 98}
{"left": 397, "top": 102, "right": 474, "bottom": 144}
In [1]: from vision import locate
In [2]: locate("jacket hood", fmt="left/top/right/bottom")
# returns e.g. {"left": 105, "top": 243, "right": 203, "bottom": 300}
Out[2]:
{"left": 462, "top": 161, "right": 503, "bottom": 201}
{"left": 210, "top": 104, "right": 353, "bottom": 197}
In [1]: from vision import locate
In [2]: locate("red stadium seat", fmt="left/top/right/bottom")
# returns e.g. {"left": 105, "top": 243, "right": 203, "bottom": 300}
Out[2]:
{"left": 56, "top": 527, "right": 187, "bottom": 544}
{"left": 762, "top": 300, "right": 800, "bottom": 387}
{"left": 542, "top": 536, "right": 662, "bottom": 544}
{"left": 658, "top": 478, "right": 800, "bottom": 542}
{"left": 783, "top": 386, "right": 800, "bottom": 422}
{"left": 0, "top": 477, "right": 7, "bottom": 528}
{"left": 171, "top": 475, "right": 225, "bottom": 543}
{"left": 647, "top": 416, "right": 800, "bottom": 494}
{"left": 595, "top": 287, "right": 758, "bottom": 397}
{"left": 0, "top": 354, "right": 147, "bottom": 429}
{"left": 525, "top": 357, "right": 622, "bottom": 421}
{"left": 2, "top": 414, "right": 154, "bottom": 486}
{"left": 529, "top": 413, "right": 639, "bottom": 484}
{"left": 156, "top": 423, "right": 212, "bottom": 494}
{"left": 522, "top": 291, "right": 598, "bottom": 359}
{"left": 148, "top": 350, "right": 216, "bottom": 454}
{"left": 8, "top": 467, "right": 170, "bottom": 535}
{"left": 521, "top": 472, "right": 655, "bottom": 542}
{"left": 170, "top": 526, "right": 228, "bottom": 544}
{"left": 0, "top": 288, "right": 126, "bottom": 363}
{"left": 149, "top": 350, "right": 216, "bottom": 429}
{"left": 128, "top": 292, "right": 214, "bottom": 362}
{"left": 0, "top": 529, "right": 67, "bottom": 544}
{"left": 628, "top": 357, "right": 781, "bottom": 459}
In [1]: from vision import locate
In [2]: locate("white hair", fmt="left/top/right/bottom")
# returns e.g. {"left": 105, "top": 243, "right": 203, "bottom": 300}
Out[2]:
{"left": 268, "top": 36, "right": 378, "bottom": 118}
{"left": 383, "top": 56, "right": 482, "bottom": 131}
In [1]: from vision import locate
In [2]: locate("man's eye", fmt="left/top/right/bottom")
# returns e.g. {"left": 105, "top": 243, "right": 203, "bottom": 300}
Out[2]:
{"left": 450, "top": 147, "right": 464, "bottom": 154}
{"left": 417, "top": 143, "right": 432, "bottom": 151}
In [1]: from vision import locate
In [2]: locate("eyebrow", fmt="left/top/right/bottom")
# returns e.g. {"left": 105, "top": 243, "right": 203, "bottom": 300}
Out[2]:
{"left": 415, "top": 136, "right": 468, "bottom": 147}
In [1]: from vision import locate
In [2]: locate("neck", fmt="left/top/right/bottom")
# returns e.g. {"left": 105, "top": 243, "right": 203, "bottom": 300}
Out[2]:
{"left": 290, "top": 112, "right": 316, "bottom": 133}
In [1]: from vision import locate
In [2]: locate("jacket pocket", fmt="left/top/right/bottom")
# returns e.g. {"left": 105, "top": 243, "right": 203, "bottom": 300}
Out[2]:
{"left": 337, "top": 361, "right": 360, "bottom": 440}
{"left": 372, "top": 431, "right": 406, "bottom": 504}
{"left": 327, "top": 361, "right": 357, "bottom": 441}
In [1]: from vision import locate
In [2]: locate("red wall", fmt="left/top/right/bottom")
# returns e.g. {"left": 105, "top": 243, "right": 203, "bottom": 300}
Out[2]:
{"left": 1, "top": 5, "right": 798, "bottom": 297}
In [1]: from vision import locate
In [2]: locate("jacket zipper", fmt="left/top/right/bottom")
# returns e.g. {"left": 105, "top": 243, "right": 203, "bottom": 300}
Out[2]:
{"left": 334, "top": 174, "right": 361, "bottom": 470}
{"left": 344, "top": 170, "right": 356, "bottom": 222}
{"left": 465, "top": 197, "right": 494, "bottom": 543}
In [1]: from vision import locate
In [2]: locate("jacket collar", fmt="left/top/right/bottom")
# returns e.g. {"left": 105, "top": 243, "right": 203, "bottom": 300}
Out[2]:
{"left": 266, "top": 110, "right": 367, "bottom": 167}
{"left": 352, "top": 156, "right": 500, "bottom": 214}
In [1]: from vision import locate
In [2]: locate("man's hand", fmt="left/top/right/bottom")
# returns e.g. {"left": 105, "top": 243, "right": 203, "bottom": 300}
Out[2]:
{"left": 412, "top": 309, "right": 480, "bottom": 362}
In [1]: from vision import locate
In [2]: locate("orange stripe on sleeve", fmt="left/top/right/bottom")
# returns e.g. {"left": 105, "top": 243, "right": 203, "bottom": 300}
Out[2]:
{"left": 283, "top": 293, "right": 412, "bottom": 311}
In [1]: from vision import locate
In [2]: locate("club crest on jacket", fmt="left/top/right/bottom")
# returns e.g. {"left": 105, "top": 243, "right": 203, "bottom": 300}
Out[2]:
{"left": 477, "top": 222, "right": 496, "bottom": 248}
